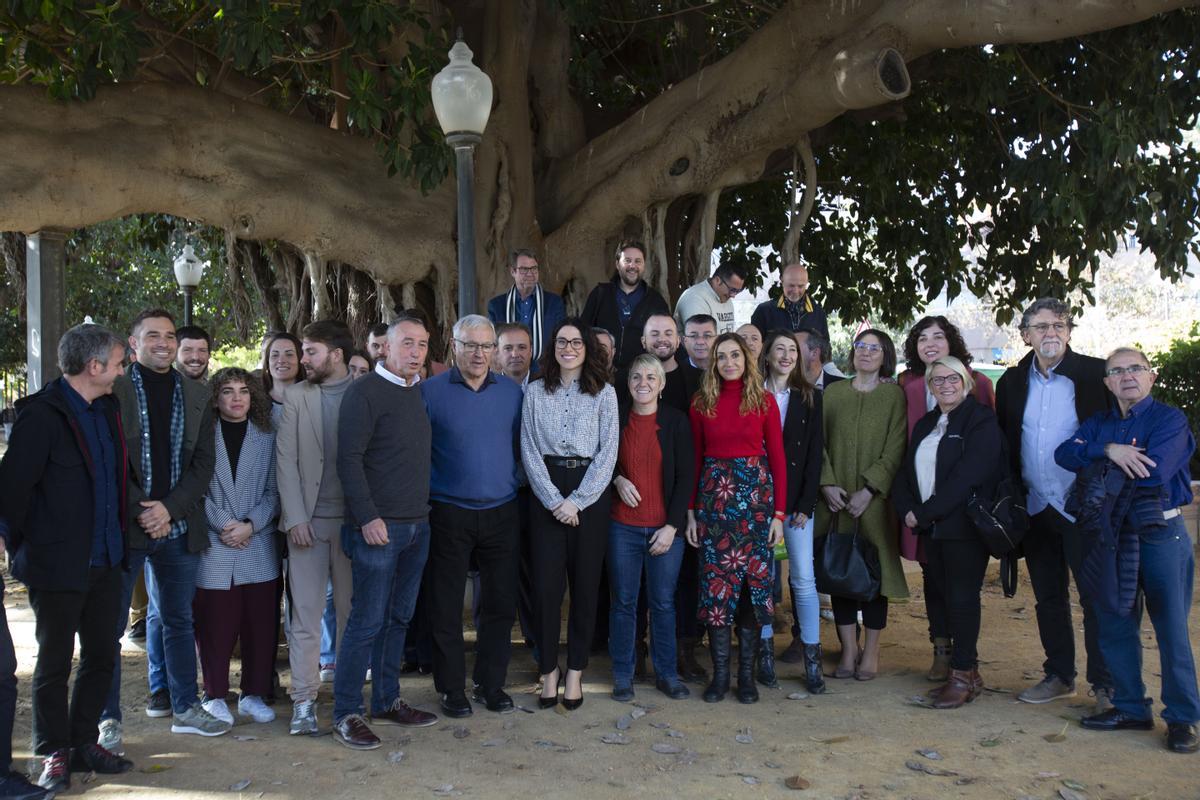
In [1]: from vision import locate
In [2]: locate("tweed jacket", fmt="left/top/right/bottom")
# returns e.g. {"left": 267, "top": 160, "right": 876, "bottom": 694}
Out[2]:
{"left": 275, "top": 379, "right": 328, "bottom": 532}
{"left": 199, "top": 421, "right": 280, "bottom": 589}
{"left": 113, "top": 366, "right": 215, "bottom": 553}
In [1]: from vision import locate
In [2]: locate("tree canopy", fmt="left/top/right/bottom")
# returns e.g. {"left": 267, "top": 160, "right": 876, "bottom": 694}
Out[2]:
{"left": 1, "top": 0, "right": 1197, "bottom": 344}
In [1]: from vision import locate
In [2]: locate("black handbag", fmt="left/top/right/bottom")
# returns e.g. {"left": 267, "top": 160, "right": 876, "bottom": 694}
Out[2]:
{"left": 814, "top": 518, "right": 881, "bottom": 602}
{"left": 966, "top": 472, "right": 1030, "bottom": 557}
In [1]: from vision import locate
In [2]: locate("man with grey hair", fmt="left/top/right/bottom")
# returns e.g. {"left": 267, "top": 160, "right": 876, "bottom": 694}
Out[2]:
{"left": 487, "top": 248, "right": 565, "bottom": 367}
{"left": 996, "top": 297, "right": 1113, "bottom": 708}
{"left": 0, "top": 324, "right": 134, "bottom": 792}
{"left": 1054, "top": 347, "right": 1198, "bottom": 752}
{"left": 421, "top": 315, "right": 524, "bottom": 717}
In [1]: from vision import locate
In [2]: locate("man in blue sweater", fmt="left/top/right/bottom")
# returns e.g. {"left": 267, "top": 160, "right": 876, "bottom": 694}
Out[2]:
{"left": 421, "top": 315, "right": 524, "bottom": 718}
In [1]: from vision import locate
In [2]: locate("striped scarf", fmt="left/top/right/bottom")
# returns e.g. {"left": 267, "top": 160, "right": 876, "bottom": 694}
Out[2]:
{"left": 505, "top": 284, "right": 544, "bottom": 361}
{"left": 130, "top": 363, "right": 187, "bottom": 539}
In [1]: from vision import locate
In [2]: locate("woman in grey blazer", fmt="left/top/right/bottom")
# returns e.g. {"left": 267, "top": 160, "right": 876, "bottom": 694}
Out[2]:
{"left": 193, "top": 368, "right": 281, "bottom": 726}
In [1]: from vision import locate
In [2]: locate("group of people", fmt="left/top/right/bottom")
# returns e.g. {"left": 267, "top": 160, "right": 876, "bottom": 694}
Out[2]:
{"left": 0, "top": 243, "right": 1195, "bottom": 798}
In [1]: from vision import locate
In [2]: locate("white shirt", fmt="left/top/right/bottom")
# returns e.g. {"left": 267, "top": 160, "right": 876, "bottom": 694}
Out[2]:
{"left": 915, "top": 413, "right": 949, "bottom": 502}
{"left": 374, "top": 361, "right": 420, "bottom": 387}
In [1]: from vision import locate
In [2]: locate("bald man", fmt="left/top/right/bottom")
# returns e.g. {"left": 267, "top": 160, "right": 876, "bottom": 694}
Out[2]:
{"left": 750, "top": 263, "right": 828, "bottom": 340}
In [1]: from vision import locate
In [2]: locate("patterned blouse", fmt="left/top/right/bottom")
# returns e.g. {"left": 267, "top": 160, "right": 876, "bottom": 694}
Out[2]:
{"left": 520, "top": 377, "right": 619, "bottom": 511}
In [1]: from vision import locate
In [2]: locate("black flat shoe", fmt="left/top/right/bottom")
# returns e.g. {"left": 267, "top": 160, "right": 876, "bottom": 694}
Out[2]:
{"left": 1080, "top": 707, "right": 1154, "bottom": 731}
{"left": 472, "top": 686, "right": 514, "bottom": 713}
{"left": 655, "top": 678, "right": 690, "bottom": 700}
{"left": 611, "top": 684, "right": 634, "bottom": 703}
{"left": 439, "top": 692, "right": 473, "bottom": 718}
{"left": 1167, "top": 723, "right": 1199, "bottom": 753}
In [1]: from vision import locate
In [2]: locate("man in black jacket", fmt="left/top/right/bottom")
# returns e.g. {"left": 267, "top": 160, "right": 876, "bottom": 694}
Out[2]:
{"left": 995, "top": 298, "right": 1113, "bottom": 709}
{"left": 580, "top": 240, "right": 669, "bottom": 370}
{"left": 0, "top": 324, "right": 134, "bottom": 793}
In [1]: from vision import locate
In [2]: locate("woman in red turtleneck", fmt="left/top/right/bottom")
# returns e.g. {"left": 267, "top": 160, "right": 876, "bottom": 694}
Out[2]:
{"left": 685, "top": 333, "right": 786, "bottom": 704}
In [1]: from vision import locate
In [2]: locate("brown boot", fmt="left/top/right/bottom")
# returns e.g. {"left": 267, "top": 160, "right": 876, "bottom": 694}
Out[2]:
{"left": 929, "top": 668, "right": 982, "bottom": 709}
{"left": 926, "top": 637, "right": 951, "bottom": 682}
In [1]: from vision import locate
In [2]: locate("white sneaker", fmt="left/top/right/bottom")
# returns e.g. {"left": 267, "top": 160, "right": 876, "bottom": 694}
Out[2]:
{"left": 202, "top": 697, "right": 235, "bottom": 726}
{"left": 238, "top": 695, "right": 276, "bottom": 723}
{"left": 97, "top": 718, "right": 123, "bottom": 756}
{"left": 319, "top": 663, "right": 336, "bottom": 683}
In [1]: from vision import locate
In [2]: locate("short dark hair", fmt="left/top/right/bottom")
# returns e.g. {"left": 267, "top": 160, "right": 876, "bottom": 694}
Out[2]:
{"left": 390, "top": 308, "right": 430, "bottom": 334}
{"left": 902, "top": 316, "right": 972, "bottom": 375}
{"left": 796, "top": 326, "right": 830, "bottom": 363}
{"left": 129, "top": 308, "right": 175, "bottom": 336}
{"left": 496, "top": 322, "right": 532, "bottom": 341}
{"left": 175, "top": 325, "right": 213, "bottom": 350}
{"left": 58, "top": 323, "right": 125, "bottom": 376}
{"left": 713, "top": 262, "right": 748, "bottom": 283}
{"left": 369, "top": 323, "right": 390, "bottom": 339}
{"left": 302, "top": 320, "right": 354, "bottom": 365}
{"left": 684, "top": 314, "right": 718, "bottom": 331}
{"left": 509, "top": 248, "right": 538, "bottom": 268}
{"left": 852, "top": 328, "right": 897, "bottom": 378}
{"left": 615, "top": 239, "right": 647, "bottom": 260}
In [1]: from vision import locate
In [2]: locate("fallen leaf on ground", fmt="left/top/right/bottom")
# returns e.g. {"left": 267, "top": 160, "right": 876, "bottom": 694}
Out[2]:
{"left": 1036, "top": 771, "right": 1061, "bottom": 779}
{"left": 915, "top": 748, "right": 942, "bottom": 760}
{"left": 649, "top": 721, "right": 670, "bottom": 729}
{"left": 811, "top": 735, "right": 849, "bottom": 744}
{"left": 229, "top": 779, "right": 252, "bottom": 791}
{"left": 784, "top": 775, "right": 811, "bottom": 790}
{"left": 651, "top": 742, "right": 682, "bottom": 754}
{"left": 1062, "top": 779, "right": 1087, "bottom": 791}
{"left": 787, "top": 692, "right": 809, "bottom": 700}
{"left": 979, "top": 736, "right": 1002, "bottom": 747}
{"left": 232, "top": 735, "right": 257, "bottom": 742}
{"left": 630, "top": 707, "right": 647, "bottom": 719}
{"left": 140, "top": 765, "right": 172, "bottom": 774}
{"left": 600, "top": 733, "right": 631, "bottom": 745}
{"left": 667, "top": 730, "right": 683, "bottom": 738}
{"left": 904, "top": 760, "right": 959, "bottom": 777}
{"left": 1058, "top": 789, "right": 1087, "bottom": 800}
{"left": 481, "top": 738, "right": 506, "bottom": 747}
{"left": 1044, "top": 722, "right": 1070, "bottom": 743}
{"left": 741, "top": 775, "right": 760, "bottom": 785}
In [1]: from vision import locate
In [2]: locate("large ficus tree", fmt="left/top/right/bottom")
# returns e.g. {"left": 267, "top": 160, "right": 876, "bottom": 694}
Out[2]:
{"left": 1, "top": 0, "right": 1197, "bottom": 347}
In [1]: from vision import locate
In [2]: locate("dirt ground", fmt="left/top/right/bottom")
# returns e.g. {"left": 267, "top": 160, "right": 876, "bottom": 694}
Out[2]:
{"left": 5, "top": 556, "right": 1199, "bottom": 800}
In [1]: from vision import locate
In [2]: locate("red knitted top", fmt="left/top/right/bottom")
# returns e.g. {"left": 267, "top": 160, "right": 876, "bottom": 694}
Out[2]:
{"left": 612, "top": 411, "right": 666, "bottom": 527}
{"left": 688, "top": 379, "right": 786, "bottom": 514}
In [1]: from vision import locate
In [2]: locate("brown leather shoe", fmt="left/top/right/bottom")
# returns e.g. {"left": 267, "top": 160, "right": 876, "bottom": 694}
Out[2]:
{"left": 333, "top": 714, "right": 382, "bottom": 749}
{"left": 371, "top": 698, "right": 439, "bottom": 727}
{"left": 926, "top": 638, "right": 951, "bottom": 682}
{"left": 929, "top": 669, "right": 982, "bottom": 709}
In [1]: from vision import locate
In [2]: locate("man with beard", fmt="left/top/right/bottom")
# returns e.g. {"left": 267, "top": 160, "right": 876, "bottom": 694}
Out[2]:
{"left": 367, "top": 323, "right": 389, "bottom": 365}
{"left": 276, "top": 320, "right": 356, "bottom": 735}
{"left": 581, "top": 240, "right": 669, "bottom": 370}
{"left": 175, "top": 326, "right": 213, "bottom": 382}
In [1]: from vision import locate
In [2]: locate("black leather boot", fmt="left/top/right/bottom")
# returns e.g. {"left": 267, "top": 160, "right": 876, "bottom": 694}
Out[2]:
{"left": 702, "top": 627, "right": 731, "bottom": 703}
{"left": 736, "top": 626, "right": 760, "bottom": 703}
{"left": 803, "top": 643, "right": 827, "bottom": 694}
{"left": 756, "top": 635, "right": 779, "bottom": 688}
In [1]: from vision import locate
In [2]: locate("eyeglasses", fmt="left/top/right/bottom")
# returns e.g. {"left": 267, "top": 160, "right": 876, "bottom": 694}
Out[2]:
{"left": 853, "top": 342, "right": 882, "bottom": 352}
{"left": 455, "top": 339, "right": 496, "bottom": 354}
{"left": 1105, "top": 364, "right": 1150, "bottom": 377}
{"left": 1026, "top": 322, "right": 1069, "bottom": 334}
{"left": 555, "top": 338, "right": 585, "bottom": 350}
{"left": 930, "top": 374, "right": 963, "bottom": 387}
{"left": 717, "top": 275, "right": 744, "bottom": 297}
{"left": 514, "top": 266, "right": 538, "bottom": 275}
{"left": 685, "top": 332, "right": 717, "bottom": 341}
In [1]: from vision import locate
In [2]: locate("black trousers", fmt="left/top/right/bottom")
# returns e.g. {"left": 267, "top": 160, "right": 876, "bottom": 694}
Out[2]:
{"left": 27, "top": 565, "right": 124, "bottom": 755}
{"left": 1023, "top": 506, "right": 1112, "bottom": 689}
{"left": 0, "top": 586, "right": 17, "bottom": 772}
{"left": 832, "top": 594, "right": 888, "bottom": 630}
{"left": 515, "top": 488, "right": 538, "bottom": 649}
{"left": 427, "top": 500, "right": 519, "bottom": 694}
{"left": 926, "top": 537, "right": 991, "bottom": 670}
{"left": 675, "top": 545, "right": 701, "bottom": 639}
{"left": 921, "top": 562, "right": 950, "bottom": 641}
{"left": 530, "top": 463, "right": 610, "bottom": 674}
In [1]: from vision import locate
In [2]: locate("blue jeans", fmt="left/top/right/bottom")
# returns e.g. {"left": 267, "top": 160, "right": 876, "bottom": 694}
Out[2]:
{"left": 785, "top": 516, "right": 820, "bottom": 645}
{"left": 144, "top": 560, "right": 167, "bottom": 694}
{"left": 1095, "top": 516, "right": 1200, "bottom": 724}
{"left": 103, "top": 536, "right": 200, "bottom": 719}
{"left": 320, "top": 579, "right": 336, "bottom": 665}
{"left": 333, "top": 521, "right": 430, "bottom": 722}
{"left": 607, "top": 522, "right": 684, "bottom": 685}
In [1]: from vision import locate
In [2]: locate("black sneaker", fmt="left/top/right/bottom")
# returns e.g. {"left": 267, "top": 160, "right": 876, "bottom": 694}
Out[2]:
{"left": 70, "top": 743, "right": 134, "bottom": 774}
{"left": 440, "top": 691, "right": 473, "bottom": 718}
{"left": 36, "top": 750, "right": 69, "bottom": 794}
{"left": 0, "top": 769, "right": 50, "bottom": 800}
{"left": 471, "top": 686, "right": 513, "bottom": 712}
{"left": 145, "top": 689, "right": 172, "bottom": 718}
{"left": 128, "top": 618, "right": 147, "bottom": 642}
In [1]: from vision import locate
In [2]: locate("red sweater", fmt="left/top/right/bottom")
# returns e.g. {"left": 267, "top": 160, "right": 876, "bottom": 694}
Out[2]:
{"left": 688, "top": 379, "right": 786, "bottom": 514}
{"left": 612, "top": 411, "right": 666, "bottom": 527}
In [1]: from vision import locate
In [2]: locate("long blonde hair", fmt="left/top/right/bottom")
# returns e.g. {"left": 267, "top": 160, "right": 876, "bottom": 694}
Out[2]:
{"left": 693, "top": 332, "right": 768, "bottom": 417}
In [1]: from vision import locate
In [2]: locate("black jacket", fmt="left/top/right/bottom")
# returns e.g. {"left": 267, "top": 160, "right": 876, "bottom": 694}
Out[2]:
{"left": 891, "top": 395, "right": 1004, "bottom": 541}
{"left": 0, "top": 379, "right": 129, "bottom": 590}
{"left": 750, "top": 296, "right": 829, "bottom": 341}
{"left": 614, "top": 404, "right": 695, "bottom": 532}
{"left": 782, "top": 388, "right": 823, "bottom": 517}
{"left": 581, "top": 276, "right": 670, "bottom": 369}
{"left": 995, "top": 347, "right": 1110, "bottom": 480}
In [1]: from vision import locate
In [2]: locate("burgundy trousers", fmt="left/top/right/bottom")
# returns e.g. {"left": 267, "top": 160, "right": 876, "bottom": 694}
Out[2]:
{"left": 193, "top": 579, "right": 280, "bottom": 699}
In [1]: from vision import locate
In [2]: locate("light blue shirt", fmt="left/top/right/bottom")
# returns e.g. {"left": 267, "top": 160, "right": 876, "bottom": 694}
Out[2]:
{"left": 1020, "top": 359, "right": 1079, "bottom": 519}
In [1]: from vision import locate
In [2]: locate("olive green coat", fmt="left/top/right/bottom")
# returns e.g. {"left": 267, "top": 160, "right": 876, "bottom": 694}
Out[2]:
{"left": 816, "top": 379, "right": 909, "bottom": 600}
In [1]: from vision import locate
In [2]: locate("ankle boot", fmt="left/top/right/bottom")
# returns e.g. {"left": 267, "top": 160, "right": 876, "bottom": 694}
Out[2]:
{"left": 756, "top": 636, "right": 779, "bottom": 688}
{"left": 929, "top": 668, "right": 982, "bottom": 709}
{"left": 927, "top": 637, "right": 951, "bottom": 682}
{"left": 803, "top": 643, "right": 826, "bottom": 694}
{"left": 736, "top": 626, "right": 760, "bottom": 704}
{"left": 702, "top": 627, "right": 731, "bottom": 703}
{"left": 677, "top": 637, "right": 708, "bottom": 683}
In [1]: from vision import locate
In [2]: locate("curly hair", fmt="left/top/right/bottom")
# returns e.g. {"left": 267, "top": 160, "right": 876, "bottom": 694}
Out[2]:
{"left": 537, "top": 317, "right": 610, "bottom": 396}
{"left": 210, "top": 367, "right": 273, "bottom": 432}
{"left": 693, "top": 332, "right": 768, "bottom": 417}
{"left": 902, "top": 316, "right": 973, "bottom": 375}
{"left": 761, "top": 329, "right": 816, "bottom": 409}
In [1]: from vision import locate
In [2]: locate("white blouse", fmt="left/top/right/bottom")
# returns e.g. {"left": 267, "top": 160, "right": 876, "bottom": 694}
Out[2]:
{"left": 914, "top": 413, "right": 950, "bottom": 502}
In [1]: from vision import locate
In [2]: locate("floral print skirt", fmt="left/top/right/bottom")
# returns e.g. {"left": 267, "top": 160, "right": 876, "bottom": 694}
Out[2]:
{"left": 695, "top": 456, "right": 774, "bottom": 627}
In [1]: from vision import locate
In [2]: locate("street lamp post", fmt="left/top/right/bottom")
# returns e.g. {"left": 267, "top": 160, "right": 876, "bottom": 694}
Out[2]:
{"left": 173, "top": 244, "right": 207, "bottom": 327}
{"left": 431, "top": 34, "right": 493, "bottom": 318}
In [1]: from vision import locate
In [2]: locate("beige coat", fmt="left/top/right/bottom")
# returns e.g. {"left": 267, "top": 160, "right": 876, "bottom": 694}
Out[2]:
{"left": 275, "top": 380, "right": 327, "bottom": 532}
